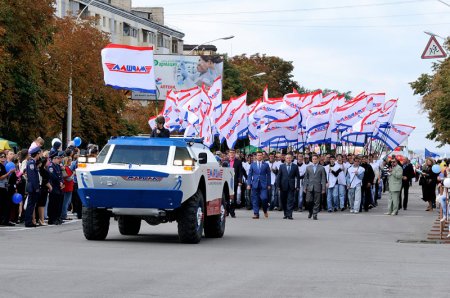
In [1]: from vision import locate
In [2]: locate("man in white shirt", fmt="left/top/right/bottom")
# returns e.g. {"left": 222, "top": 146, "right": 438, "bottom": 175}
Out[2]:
{"left": 335, "top": 154, "right": 347, "bottom": 211}
{"left": 296, "top": 153, "right": 307, "bottom": 211}
{"left": 324, "top": 155, "right": 341, "bottom": 212}
{"left": 369, "top": 154, "right": 382, "bottom": 207}
{"left": 346, "top": 156, "right": 365, "bottom": 213}
{"left": 266, "top": 153, "right": 280, "bottom": 210}
{"left": 242, "top": 154, "right": 253, "bottom": 210}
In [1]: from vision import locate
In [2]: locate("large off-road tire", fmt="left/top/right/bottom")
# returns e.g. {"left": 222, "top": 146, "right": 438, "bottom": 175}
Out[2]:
{"left": 177, "top": 190, "right": 204, "bottom": 244}
{"left": 82, "top": 207, "right": 110, "bottom": 240}
{"left": 204, "top": 190, "right": 226, "bottom": 238}
{"left": 118, "top": 216, "right": 141, "bottom": 235}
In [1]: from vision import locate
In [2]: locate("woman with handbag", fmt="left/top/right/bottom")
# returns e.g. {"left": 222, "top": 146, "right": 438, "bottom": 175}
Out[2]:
{"left": 420, "top": 158, "right": 438, "bottom": 211}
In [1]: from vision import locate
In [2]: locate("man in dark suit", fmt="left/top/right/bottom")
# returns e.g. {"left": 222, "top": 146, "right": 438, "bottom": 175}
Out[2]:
{"left": 227, "top": 149, "right": 244, "bottom": 218}
{"left": 303, "top": 154, "right": 327, "bottom": 220}
{"left": 399, "top": 157, "right": 415, "bottom": 210}
{"left": 276, "top": 153, "right": 300, "bottom": 220}
{"left": 247, "top": 151, "right": 271, "bottom": 219}
{"left": 360, "top": 155, "right": 375, "bottom": 212}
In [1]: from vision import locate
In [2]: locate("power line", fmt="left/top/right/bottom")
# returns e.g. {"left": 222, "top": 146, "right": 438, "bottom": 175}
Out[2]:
{"left": 166, "top": 0, "right": 435, "bottom": 16}
{"left": 438, "top": 0, "right": 450, "bottom": 7}
{"left": 166, "top": 10, "right": 450, "bottom": 24}
{"left": 165, "top": 17, "right": 450, "bottom": 29}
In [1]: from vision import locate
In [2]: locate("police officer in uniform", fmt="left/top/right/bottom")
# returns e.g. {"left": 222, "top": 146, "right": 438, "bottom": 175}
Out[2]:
{"left": 25, "top": 147, "right": 42, "bottom": 227}
{"left": 151, "top": 116, "right": 170, "bottom": 138}
{"left": 48, "top": 151, "right": 65, "bottom": 225}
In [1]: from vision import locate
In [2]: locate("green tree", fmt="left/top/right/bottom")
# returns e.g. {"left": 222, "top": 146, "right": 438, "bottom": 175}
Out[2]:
{"left": 43, "top": 17, "right": 129, "bottom": 146}
{"left": 0, "top": 0, "right": 55, "bottom": 146}
{"left": 410, "top": 39, "right": 450, "bottom": 146}
{"left": 224, "top": 53, "right": 304, "bottom": 103}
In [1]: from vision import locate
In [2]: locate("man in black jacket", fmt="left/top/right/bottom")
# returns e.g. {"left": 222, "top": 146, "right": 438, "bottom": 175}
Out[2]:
{"left": 226, "top": 149, "right": 244, "bottom": 218}
{"left": 360, "top": 155, "right": 375, "bottom": 212}
{"left": 399, "top": 157, "right": 415, "bottom": 210}
{"left": 277, "top": 153, "right": 300, "bottom": 220}
{"left": 151, "top": 116, "right": 170, "bottom": 138}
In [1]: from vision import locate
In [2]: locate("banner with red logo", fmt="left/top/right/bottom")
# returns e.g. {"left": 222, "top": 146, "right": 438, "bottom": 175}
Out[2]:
{"left": 101, "top": 44, "right": 156, "bottom": 93}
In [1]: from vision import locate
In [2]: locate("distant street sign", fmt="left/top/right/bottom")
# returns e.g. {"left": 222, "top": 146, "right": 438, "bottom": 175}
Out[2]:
{"left": 131, "top": 91, "right": 156, "bottom": 100}
{"left": 421, "top": 36, "right": 447, "bottom": 59}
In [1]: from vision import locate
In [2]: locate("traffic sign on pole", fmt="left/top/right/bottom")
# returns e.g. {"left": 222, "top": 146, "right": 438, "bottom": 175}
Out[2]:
{"left": 421, "top": 36, "right": 447, "bottom": 59}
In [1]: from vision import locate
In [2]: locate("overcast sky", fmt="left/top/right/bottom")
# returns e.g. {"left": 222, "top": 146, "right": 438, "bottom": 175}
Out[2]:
{"left": 133, "top": 0, "right": 450, "bottom": 154}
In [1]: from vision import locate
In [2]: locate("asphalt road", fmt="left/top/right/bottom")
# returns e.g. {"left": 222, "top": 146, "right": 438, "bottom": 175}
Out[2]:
{"left": 1, "top": 183, "right": 449, "bottom": 298}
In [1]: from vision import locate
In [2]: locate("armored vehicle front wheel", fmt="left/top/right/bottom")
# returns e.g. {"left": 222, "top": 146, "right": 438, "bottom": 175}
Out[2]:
{"left": 177, "top": 189, "right": 204, "bottom": 244}
{"left": 82, "top": 207, "right": 110, "bottom": 240}
{"left": 118, "top": 216, "right": 141, "bottom": 235}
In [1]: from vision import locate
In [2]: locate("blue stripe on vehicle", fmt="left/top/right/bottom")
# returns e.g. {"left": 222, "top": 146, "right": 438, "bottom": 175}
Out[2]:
{"left": 89, "top": 169, "right": 169, "bottom": 177}
{"left": 173, "top": 176, "right": 182, "bottom": 190}
{"left": 77, "top": 188, "right": 183, "bottom": 209}
{"left": 80, "top": 173, "right": 88, "bottom": 188}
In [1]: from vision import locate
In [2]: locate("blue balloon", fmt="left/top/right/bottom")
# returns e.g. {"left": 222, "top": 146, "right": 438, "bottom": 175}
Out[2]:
{"left": 5, "top": 162, "right": 15, "bottom": 173}
{"left": 12, "top": 193, "right": 22, "bottom": 204}
{"left": 73, "top": 137, "right": 82, "bottom": 147}
{"left": 432, "top": 164, "right": 441, "bottom": 174}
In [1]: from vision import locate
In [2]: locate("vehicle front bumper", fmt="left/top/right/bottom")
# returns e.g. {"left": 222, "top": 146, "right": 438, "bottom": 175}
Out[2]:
{"left": 78, "top": 188, "right": 183, "bottom": 209}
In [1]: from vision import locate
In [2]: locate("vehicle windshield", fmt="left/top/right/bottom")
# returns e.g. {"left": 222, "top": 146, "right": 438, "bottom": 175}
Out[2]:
{"left": 108, "top": 145, "right": 169, "bottom": 165}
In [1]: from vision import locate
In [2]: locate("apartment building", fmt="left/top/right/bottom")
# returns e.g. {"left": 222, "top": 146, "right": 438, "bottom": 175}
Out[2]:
{"left": 54, "top": 0, "right": 184, "bottom": 54}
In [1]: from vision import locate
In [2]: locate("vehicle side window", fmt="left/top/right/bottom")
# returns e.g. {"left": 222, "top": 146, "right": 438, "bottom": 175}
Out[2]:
{"left": 174, "top": 147, "right": 191, "bottom": 165}
{"left": 96, "top": 145, "right": 110, "bottom": 163}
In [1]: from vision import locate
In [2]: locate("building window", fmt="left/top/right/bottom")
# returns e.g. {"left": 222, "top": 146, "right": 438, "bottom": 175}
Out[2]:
{"left": 143, "top": 29, "right": 148, "bottom": 43}
{"left": 95, "top": 14, "right": 100, "bottom": 26}
{"left": 123, "top": 23, "right": 137, "bottom": 38}
{"left": 172, "top": 40, "right": 178, "bottom": 53}
{"left": 114, "top": 20, "right": 117, "bottom": 33}
{"left": 149, "top": 31, "right": 156, "bottom": 44}
{"left": 102, "top": 16, "right": 106, "bottom": 27}
{"left": 157, "top": 33, "right": 163, "bottom": 47}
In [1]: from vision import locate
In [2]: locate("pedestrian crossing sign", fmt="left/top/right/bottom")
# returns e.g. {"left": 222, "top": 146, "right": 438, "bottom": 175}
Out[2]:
{"left": 421, "top": 36, "right": 447, "bottom": 59}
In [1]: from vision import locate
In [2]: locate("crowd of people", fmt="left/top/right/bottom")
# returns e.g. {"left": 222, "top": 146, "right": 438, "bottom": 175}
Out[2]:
{"left": 216, "top": 149, "right": 449, "bottom": 221}
{"left": 0, "top": 137, "right": 100, "bottom": 228}
{"left": 0, "top": 135, "right": 448, "bottom": 228}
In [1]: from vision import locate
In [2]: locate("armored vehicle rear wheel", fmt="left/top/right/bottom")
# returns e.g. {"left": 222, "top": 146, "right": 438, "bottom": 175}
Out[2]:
{"left": 204, "top": 190, "right": 226, "bottom": 238}
{"left": 82, "top": 207, "right": 110, "bottom": 240}
{"left": 177, "top": 189, "right": 204, "bottom": 244}
{"left": 118, "top": 216, "right": 141, "bottom": 235}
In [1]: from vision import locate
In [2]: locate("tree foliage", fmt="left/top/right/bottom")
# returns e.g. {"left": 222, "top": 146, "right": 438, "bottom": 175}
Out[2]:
{"left": 0, "top": 0, "right": 55, "bottom": 145}
{"left": 43, "top": 17, "right": 129, "bottom": 146}
{"left": 410, "top": 39, "right": 450, "bottom": 146}
{"left": 223, "top": 53, "right": 304, "bottom": 103}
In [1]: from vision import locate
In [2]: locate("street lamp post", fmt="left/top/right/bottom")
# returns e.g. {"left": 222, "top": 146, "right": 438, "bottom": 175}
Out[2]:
{"left": 424, "top": 31, "right": 445, "bottom": 40}
{"left": 67, "top": 0, "right": 96, "bottom": 146}
{"left": 186, "top": 35, "right": 234, "bottom": 55}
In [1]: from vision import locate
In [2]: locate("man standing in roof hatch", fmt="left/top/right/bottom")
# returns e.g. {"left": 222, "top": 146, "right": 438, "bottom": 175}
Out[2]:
{"left": 151, "top": 116, "right": 170, "bottom": 138}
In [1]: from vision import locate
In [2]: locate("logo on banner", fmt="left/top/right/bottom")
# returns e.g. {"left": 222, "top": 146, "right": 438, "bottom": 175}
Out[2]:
{"left": 105, "top": 63, "right": 152, "bottom": 74}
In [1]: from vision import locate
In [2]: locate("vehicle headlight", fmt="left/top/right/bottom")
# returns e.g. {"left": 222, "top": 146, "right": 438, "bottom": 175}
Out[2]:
{"left": 87, "top": 157, "right": 97, "bottom": 163}
{"left": 183, "top": 159, "right": 193, "bottom": 166}
{"left": 78, "top": 156, "right": 87, "bottom": 163}
{"left": 174, "top": 160, "right": 182, "bottom": 166}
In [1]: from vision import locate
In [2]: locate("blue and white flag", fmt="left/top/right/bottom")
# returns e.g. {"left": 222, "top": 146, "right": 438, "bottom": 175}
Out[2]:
{"left": 101, "top": 44, "right": 156, "bottom": 93}
{"left": 425, "top": 148, "right": 439, "bottom": 158}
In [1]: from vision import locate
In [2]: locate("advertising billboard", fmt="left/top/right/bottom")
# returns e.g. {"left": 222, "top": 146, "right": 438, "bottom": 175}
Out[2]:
{"left": 153, "top": 54, "right": 223, "bottom": 100}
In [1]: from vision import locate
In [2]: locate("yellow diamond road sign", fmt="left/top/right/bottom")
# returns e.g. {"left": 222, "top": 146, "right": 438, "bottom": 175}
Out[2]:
{"left": 421, "top": 36, "right": 447, "bottom": 59}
